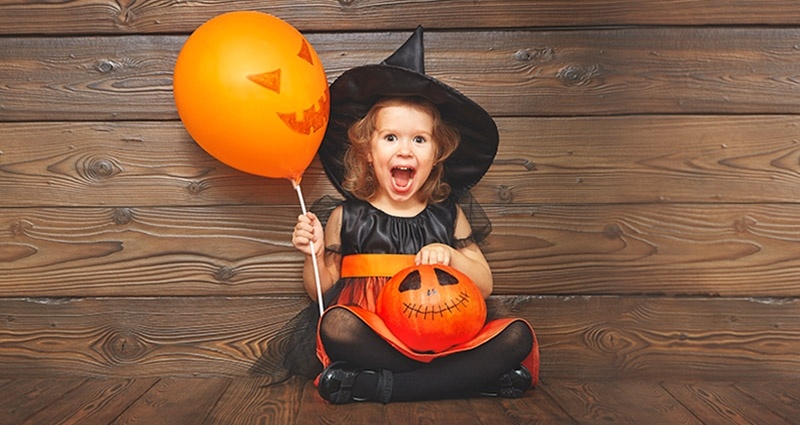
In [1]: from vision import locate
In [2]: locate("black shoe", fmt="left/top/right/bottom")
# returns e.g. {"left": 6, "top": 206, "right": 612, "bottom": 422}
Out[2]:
{"left": 479, "top": 365, "right": 532, "bottom": 398}
{"left": 318, "top": 361, "right": 393, "bottom": 404}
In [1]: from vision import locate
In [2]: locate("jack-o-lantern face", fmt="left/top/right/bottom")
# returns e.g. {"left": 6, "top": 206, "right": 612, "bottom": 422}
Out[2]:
{"left": 377, "top": 264, "right": 487, "bottom": 353}
{"left": 246, "top": 37, "right": 329, "bottom": 136}
{"left": 173, "top": 11, "right": 330, "bottom": 182}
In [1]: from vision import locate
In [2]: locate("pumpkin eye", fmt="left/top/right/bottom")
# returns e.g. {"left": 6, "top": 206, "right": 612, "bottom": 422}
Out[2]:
{"left": 434, "top": 268, "right": 459, "bottom": 286}
{"left": 297, "top": 39, "right": 314, "bottom": 65}
{"left": 247, "top": 69, "right": 281, "bottom": 94}
{"left": 246, "top": 39, "right": 315, "bottom": 94}
{"left": 398, "top": 270, "right": 422, "bottom": 292}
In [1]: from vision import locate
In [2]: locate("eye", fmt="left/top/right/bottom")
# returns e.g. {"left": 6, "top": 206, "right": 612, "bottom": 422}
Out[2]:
{"left": 247, "top": 69, "right": 281, "bottom": 94}
{"left": 398, "top": 270, "right": 422, "bottom": 292}
{"left": 297, "top": 39, "right": 314, "bottom": 65}
{"left": 413, "top": 135, "right": 427, "bottom": 144}
{"left": 434, "top": 268, "right": 459, "bottom": 286}
{"left": 385, "top": 134, "right": 398, "bottom": 142}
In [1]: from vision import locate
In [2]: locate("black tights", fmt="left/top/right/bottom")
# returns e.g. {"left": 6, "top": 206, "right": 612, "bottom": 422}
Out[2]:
{"left": 319, "top": 306, "right": 533, "bottom": 402}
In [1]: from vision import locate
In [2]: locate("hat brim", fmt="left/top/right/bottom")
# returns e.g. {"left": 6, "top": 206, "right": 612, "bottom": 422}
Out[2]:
{"left": 319, "top": 65, "right": 499, "bottom": 200}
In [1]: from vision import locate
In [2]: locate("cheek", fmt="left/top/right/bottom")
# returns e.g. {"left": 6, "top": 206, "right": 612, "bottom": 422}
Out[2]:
{"left": 368, "top": 144, "right": 392, "bottom": 168}
{"left": 415, "top": 153, "right": 436, "bottom": 179}
{"left": 417, "top": 144, "right": 437, "bottom": 164}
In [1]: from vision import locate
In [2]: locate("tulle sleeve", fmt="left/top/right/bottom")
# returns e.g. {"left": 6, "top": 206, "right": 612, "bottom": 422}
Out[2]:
{"left": 310, "top": 195, "right": 344, "bottom": 226}
{"left": 310, "top": 195, "right": 345, "bottom": 254}
{"left": 454, "top": 191, "right": 492, "bottom": 248}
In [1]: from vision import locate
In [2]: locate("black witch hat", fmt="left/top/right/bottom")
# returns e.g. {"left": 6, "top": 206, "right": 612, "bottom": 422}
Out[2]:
{"left": 318, "top": 26, "right": 499, "bottom": 200}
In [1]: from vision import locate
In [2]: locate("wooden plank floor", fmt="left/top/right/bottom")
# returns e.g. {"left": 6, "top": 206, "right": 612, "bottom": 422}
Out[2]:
{"left": 1, "top": 377, "right": 798, "bottom": 424}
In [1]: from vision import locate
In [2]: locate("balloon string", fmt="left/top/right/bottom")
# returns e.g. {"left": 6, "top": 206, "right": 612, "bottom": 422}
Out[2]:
{"left": 293, "top": 182, "right": 325, "bottom": 317}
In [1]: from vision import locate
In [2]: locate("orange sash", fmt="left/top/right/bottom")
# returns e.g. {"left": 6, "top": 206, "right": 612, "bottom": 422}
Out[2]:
{"left": 340, "top": 254, "right": 415, "bottom": 278}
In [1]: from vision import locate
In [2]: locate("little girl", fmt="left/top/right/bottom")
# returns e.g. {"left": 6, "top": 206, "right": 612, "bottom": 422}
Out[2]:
{"left": 292, "top": 27, "right": 538, "bottom": 403}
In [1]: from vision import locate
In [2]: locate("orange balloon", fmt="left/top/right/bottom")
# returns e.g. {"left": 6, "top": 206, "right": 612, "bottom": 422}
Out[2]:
{"left": 173, "top": 11, "right": 329, "bottom": 183}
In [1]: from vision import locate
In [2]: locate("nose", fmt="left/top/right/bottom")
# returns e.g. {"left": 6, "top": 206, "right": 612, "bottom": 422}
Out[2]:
{"left": 396, "top": 139, "right": 413, "bottom": 156}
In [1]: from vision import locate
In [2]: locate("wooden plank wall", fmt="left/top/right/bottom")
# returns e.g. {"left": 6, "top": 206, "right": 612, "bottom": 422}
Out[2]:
{"left": 2, "top": 1, "right": 800, "bottom": 382}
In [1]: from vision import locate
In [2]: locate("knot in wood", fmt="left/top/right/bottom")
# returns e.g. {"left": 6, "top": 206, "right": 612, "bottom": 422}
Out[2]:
{"left": 115, "top": 5, "right": 136, "bottom": 26}
{"left": 112, "top": 208, "right": 133, "bottom": 225}
{"left": 84, "top": 156, "right": 121, "bottom": 181}
{"left": 215, "top": 266, "right": 236, "bottom": 283}
{"left": 557, "top": 64, "right": 600, "bottom": 87}
{"left": 96, "top": 59, "right": 119, "bottom": 73}
{"left": 590, "top": 326, "right": 634, "bottom": 354}
{"left": 187, "top": 181, "right": 207, "bottom": 195}
{"left": 103, "top": 330, "right": 148, "bottom": 363}
{"left": 494, "top": 158, "right": 536, "bottom": 171}
{"left": 734, "top": 216, "right": 756, "bottom": 233}
{"left": 513, "top": 49, "right": 534, "bottom": 62}
{"left": 603, "top": 223, "right": 623, "bottom": 239}
{"left": 496, "top": 185, "right": 514, "bottom": 203}
{"left": 515, "top": 48, "right": 554, "bottom": 62}
{"left": 10, "top": 220, "right": 34, "bottom": 236}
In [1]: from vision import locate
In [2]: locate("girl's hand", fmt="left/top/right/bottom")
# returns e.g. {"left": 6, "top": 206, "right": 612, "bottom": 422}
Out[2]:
{"left": 416, "top": 243, "right": 454, "bottom": 266}
{"left": 292, "top": 212, "right": 324, "bottom": 258}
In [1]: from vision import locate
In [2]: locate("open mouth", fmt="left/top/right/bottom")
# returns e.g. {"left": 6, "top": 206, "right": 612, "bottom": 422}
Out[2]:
{"left": 391, "top": 166, "right": 416, "bottom": 190}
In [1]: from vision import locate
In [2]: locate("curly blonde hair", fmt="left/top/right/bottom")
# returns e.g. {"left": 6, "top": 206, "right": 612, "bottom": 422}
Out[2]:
{"left": 341, "top": 96, "right": 459, "bottom": 203}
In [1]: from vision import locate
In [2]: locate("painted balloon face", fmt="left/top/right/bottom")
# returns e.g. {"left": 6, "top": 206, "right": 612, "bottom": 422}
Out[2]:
{"left": 174, "top": 11, "right": 330, "bottom": 182}
{"left": 247, "top": 37, "right": 329, "bottom": 136}
{"left": 377, "top": 264, "right": 487, "bottom": 353}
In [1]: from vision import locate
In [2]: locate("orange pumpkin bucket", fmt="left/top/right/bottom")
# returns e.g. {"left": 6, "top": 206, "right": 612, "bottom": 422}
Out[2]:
{"left": 377, "top": 264, "right": 487, "bottom": 353}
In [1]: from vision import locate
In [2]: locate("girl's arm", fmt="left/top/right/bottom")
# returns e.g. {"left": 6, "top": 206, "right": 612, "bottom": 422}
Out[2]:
{"left": 293, "top": 206, "right": 342, "bottom": 301}
{"left": 415, "top": 206, "right": 493, "bottom": 298}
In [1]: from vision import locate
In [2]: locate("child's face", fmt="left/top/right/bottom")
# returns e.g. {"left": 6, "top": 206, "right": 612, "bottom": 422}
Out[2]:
{"left": 368, "top": 104, "right": 437, "bottom": 205}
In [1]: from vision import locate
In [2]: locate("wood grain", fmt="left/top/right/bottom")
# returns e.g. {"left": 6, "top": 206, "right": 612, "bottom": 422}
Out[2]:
{"left": 108, "top": 377, "right": 229, "bottom": 425}
{"left": 202, "top": 376, "right": 305, "bottom": 425}
{"left": 3, "top": 28, "right": 800, "bottom": 120}
{"left": 545, "top": 380, "right": 701, "bottom": 424}
{"left": 4, "top": 203, "right": 800, "bottom": 297}
{"left": 1, "top": 296, "right": 798, "bottom": 381}
{"left": 3, "top": 1, "right": 800, "bottom": 34}
{"left": 468, "top": 388, "right": 578, "bottom": 425}
{"left": 0, "top": 297, "right": 314, "bottom": 378}
{"left": 16, "top": 378, "right": 158, "bottom": 425}
{"left": 385, "top": 399, "right": 481, "bottom": 424}
{"left": 3, "top": 116, "right": 800, "bottom": 207}
{"left": 484, "top": 203, "right": 800, "bottom": 296}
{"left": 293, "top": 378, "right": 388, "bottom": 424}
{"left": 662, "top": 382, "right": 796, "bottom": 425}
{"left": 732, "top": 381, "right": 800, "bottom": 424}
{"left": 2, "top": 0, "right": 800, "bottom": 403}
{"left": 3, "top": 376, "right": 799, "bottom": 425}
{"left": 0, "top": 378, "right": 87, "bottom": 424}
{"left": 520, "top": 296, "right": 800, "bottom": 381}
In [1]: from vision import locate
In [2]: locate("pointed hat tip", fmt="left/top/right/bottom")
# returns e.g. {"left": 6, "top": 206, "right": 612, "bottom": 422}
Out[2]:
{"left": 381, "top": 26, "right": 425, "bottom": 74}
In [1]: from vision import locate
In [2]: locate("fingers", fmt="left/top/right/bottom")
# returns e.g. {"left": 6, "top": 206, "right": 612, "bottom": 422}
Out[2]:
{"left": 292, "top": 213, "right": 319, "bottom": 254}
{"left": 415, "top": 244, "right": 451, "bottom": 266}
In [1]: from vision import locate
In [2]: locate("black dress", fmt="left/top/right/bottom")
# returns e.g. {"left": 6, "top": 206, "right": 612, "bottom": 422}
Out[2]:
{"left": 327, "top": 198, "right": 460, "bottom": 310}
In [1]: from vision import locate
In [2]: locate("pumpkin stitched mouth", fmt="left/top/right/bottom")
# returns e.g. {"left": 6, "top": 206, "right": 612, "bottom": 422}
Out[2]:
{"left": 400, "top": 291, "right": 472, "bottom": 320}
{"left": 277, "top": 90, "right": 329, "bottom": 135}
